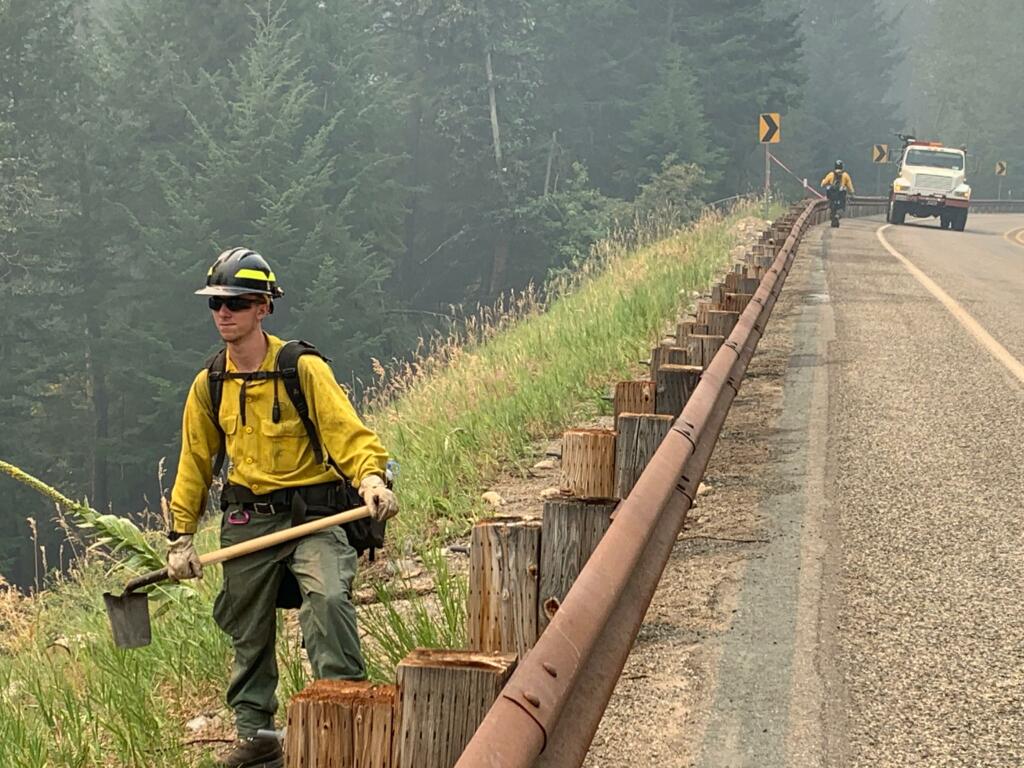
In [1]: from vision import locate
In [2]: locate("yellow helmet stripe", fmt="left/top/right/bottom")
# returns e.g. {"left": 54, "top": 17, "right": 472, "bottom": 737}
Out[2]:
{"left": 235, "top": 268, "right": 276, "bottom": 281}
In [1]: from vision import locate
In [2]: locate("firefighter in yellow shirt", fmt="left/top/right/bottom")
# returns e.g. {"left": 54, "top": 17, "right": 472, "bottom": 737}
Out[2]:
{"left": 821, "top": 160, "right": 855, "bottom": 211}
{"left": 166, "top": 248, "right": 398, "bottom": 768}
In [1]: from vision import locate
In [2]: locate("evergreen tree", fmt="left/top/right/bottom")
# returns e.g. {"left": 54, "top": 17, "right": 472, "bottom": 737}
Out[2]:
{"left": 0, "top": 0, "right": 126, "bottom": 581}
{"left": 145, "top": 9, "right": 392, "bottom": 380}
{"left": 786, "top": 0, "right": 904, "bottom": 195}
{"left": 621, "top": 44, "right": 713, "bottom": 191}
{"left": 678, "top": 0, "right": 806, "bottom": 195}
{"left": 908, "top": 0, "right": 1024, "bottom": 197}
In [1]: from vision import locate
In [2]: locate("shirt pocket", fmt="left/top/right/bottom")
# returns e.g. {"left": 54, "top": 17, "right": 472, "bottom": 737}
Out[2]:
{"left": 260, "top": 418, "right": 309, "bottom": 473}
{"left": 217, "top": 414, "right": 238, "bottom": 471}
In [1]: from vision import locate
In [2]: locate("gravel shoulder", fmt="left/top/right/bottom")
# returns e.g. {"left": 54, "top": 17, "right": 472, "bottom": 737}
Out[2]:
{"left": 583, "top": 219, "right": 818, "bottom": 767}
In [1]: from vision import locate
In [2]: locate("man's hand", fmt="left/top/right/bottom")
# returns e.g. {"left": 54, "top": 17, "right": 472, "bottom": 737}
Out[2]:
{"left": 167, "top": 535, "right": 203, "bottom": 581}
{"left": 359, "top": 474, "right": 399, "bottom": 522}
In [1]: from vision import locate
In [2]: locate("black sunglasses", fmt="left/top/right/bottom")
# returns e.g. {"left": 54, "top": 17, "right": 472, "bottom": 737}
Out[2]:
{"left": 208, "top": 296, "right": 260, "bottom": 312}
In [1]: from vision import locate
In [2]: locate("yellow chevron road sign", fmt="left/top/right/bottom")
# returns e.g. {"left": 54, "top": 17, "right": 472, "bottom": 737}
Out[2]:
{"left": 759, "top": 113, "right": 780, "bottom": 144}
{"left": 996, "top": 161, "right": 1008, "bottom": 176}
{"left": 873, "top": 144, "right": 889, "bottom": 163}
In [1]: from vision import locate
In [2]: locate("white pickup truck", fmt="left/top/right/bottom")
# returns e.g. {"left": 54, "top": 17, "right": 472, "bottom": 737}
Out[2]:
{"left": 887, "top": 140, "right": 971, "bottom": 231}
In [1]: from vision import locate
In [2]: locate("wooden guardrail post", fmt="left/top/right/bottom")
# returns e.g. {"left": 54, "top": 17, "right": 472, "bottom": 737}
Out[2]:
{"left": 285, "top": 680, "right": 396, "bottom": 768}
{"left": 686, "top": 333, "right": 725, "bottom": 369}
{"left": 614, "top": 413, "right": 674, "bottom": 499}
{"left": 560, "top": 429, "right": 616, "bottom": 500}
{"left": 655, "top": 364, "right": 701, "bottom": 416}
{"left": 706, "top": 309, "right": 739, "bottom": 338}
{"left": 613, "top": 380, "right": 655, "bottom": 421}
{"left": 467, "top": 517, "right": 542, "bottom": 657}
{"left": 676, "top": 319, "right": 708, "bottom": 344}
{"left": 395, "top": 650, "right": 517, "bottom": 768}
{"left": 723, "top": 292, "right": 754, "bottom": 313}
{"left": 538, "top": 498, "right": 616, "bottom": 631}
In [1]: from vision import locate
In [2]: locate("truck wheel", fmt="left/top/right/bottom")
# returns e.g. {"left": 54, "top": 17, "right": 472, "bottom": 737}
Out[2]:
{"left": 890, "top": 201, "right": 906, "bottom": 225}
{"left": 953, "top": 211, "right": 968, "bottom": 232}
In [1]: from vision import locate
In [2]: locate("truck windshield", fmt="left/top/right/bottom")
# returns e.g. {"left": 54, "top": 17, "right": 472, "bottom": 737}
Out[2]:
{"left": 905, "top": 149, "right": 964, "bottom": 170}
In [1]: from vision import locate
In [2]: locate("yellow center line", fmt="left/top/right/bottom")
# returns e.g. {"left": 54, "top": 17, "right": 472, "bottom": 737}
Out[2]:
{"left": 876, "top": 225, "right": 1024, "bottom": 386}
{"left": 1003, "top": 227, "right": 1024, "bottom": 247}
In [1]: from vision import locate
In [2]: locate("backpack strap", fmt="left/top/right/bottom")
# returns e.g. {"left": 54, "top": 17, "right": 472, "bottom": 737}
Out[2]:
{"left": 204, "top": 340, "right": 334, "bottom": 475}
{"left": 276, "top": 340, "right": 328, "bottom": 467}
{"left": 205, "top": 348, "right": 229, "bottom": 475}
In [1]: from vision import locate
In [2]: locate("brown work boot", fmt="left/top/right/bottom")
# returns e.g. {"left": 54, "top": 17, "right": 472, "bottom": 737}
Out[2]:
{"left": 214, "top": 736, "right": 283, "bottom": 768}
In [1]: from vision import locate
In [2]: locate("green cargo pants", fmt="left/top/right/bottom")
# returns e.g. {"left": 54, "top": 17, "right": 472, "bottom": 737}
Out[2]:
{"left": 212, "top": 504, "right": 365, "bottom": 738}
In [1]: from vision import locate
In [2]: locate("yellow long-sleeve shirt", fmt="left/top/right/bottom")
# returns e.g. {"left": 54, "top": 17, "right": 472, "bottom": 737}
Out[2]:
{"left": 169, "top": 334, "right": 388, "bottom": 533}
{"left": 821, "top": 170, "right": 855, "bottom": 194}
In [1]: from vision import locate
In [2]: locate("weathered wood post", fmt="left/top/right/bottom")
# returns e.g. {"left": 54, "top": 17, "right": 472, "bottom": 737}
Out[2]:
{"left": 676, "top": 320, "right": 708, "bottom": 344}
{"left": 686, "top": 334, "right": 725, "bottom": 369}
{"left": 467, "top": 517, "right": 542, "bottom": 657}
{"left": 560, "top": 428, "right": 616, "bottom": 500}
{"left": 538, "top": 498, "right": 617, "bottom": 631}
{"left": 724, "top": 292, "right": 754, "bottom": 313}
{"left": 655, "top": 364, "right": 702, "bottom": 416}
{"left": 614, "top": 413, "right": 675, "bottom": 499}
{"left": 613, "top": 380, "right": 656, "bottom": 421}
{"left": 737, "top": 276, "right": 759, "bottom": 294}
{"left": 395, "top": 650, "right": 517, "bottom": 768}
{"left": 285, "top": 680, "right": 396, "bottom": 768}
{"left": 649, "top": 344, "right": 667, "bottom": 374}
{"left": 706, "top": 310, "right": 739, "bottom": 338}
{"left": 663, "top": 346, "right": 688, "bottom": 366}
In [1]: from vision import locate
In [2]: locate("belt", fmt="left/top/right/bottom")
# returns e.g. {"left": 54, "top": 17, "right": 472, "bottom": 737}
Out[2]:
{"left": 222, "top": 481, "right": 340, "bottom": 508}
{"left": 221, "top": 481, "right": 348, "bottom": 526}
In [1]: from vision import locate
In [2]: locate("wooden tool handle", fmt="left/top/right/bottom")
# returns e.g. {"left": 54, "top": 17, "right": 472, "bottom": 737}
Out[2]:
{"left": 198, "top": 506, "right": 372, "bottom": 566}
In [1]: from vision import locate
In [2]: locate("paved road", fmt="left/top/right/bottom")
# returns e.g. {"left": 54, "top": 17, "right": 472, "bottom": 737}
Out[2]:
{"left": 697, "top": 214, "right": 1024, "bottom": 767}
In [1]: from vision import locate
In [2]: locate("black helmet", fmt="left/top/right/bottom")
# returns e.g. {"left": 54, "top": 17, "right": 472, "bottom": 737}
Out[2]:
{"left": 834, "top": 160, "right": 845, "bottom": 171}
{"left": 196, "top": 247, "right": 284, "bottom": 298}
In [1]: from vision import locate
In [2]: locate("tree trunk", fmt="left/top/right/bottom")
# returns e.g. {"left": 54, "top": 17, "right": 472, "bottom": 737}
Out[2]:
{"left": 400, "top": 15, "right": 427, "bottom": 299}
{"left": 484, "top": 48, "right": 503, "bottom": 170}
{"left": 544, "top": 131, "right": 557, "bottom": 196}
{"left": 487, "top": 236, "right": 510, "bottom": 297}
{"left": 86, "top": 313, "right": 109, "bottom": 511}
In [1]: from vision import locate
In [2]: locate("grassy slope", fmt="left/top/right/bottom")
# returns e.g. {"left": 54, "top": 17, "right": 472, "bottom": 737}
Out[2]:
{"left": 0, "top": 206, "right": 759, "bottom": 767}
{"left": 374, "top": 210, "right": 743, "bottom": 546}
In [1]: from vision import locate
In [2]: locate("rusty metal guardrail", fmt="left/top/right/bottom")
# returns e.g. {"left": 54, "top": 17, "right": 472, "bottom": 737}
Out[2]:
{"left": 454, "top": 193, "right": 1024, "bottom": 768}
{"left": 454, "top": 198, "right": 824, "bottom": 768}
{"left": 837, "top": 196, "right": 1024, "bottom": 218}
{"left": 970, "top": 199, "right": 1024, "bottom": 214}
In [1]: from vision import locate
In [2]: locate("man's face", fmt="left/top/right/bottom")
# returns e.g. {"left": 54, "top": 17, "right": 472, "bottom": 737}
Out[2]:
{"left": 209, "top": 294, "right": 269, "bottom": 342}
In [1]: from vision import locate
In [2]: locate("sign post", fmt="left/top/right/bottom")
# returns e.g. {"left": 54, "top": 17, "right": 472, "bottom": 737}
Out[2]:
{"left": 996, "top": 161, "right": 1007, "bottom": 200}
{"left": 873, "top": 144, "right": 889, "bottom": 196}
{"left": 759, "top": 113, "right": 780, "bottom": 217}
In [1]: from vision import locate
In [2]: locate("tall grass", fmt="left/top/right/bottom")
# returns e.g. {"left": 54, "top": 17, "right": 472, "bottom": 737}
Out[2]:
{"left": 368, "top": 208, "right": 747, "bottom": 546}
{"left": 0, "top": 203, "right": 766, "bottom": 766}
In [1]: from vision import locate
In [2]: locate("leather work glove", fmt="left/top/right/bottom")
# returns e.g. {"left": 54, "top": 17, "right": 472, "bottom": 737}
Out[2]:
{"left": 167, "top": 534, "right": 203, "bottom": 581}
{"left": 359, "top": 474, "right": 399, "bottom": 522}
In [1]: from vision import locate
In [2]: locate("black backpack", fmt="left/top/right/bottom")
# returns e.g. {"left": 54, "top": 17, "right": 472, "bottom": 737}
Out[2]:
{"left": 204, "top": 340, "right": 386, "bottom": 558}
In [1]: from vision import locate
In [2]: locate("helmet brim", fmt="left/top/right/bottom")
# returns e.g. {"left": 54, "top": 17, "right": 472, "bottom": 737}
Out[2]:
{"left": 195, "top": 285, "right": 271, "bottom": 297}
